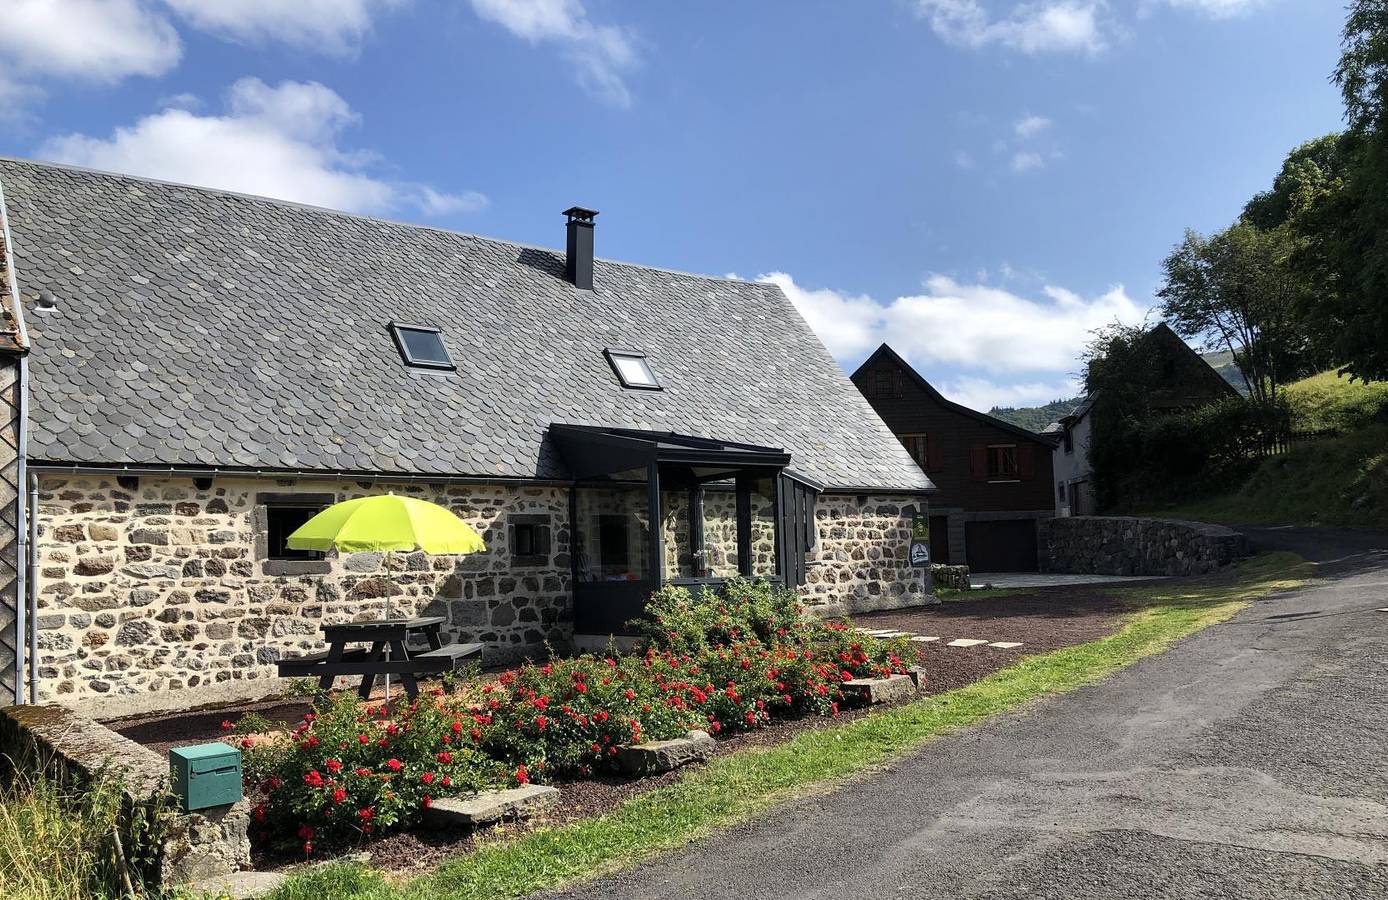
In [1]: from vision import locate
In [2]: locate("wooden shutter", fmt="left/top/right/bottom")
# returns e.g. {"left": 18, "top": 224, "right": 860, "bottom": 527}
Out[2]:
{"left": 1018, "top": 444, "right": 1035, "bottom": 479}
{"left": 926, "top": 434, "right": 943, "bottom": 473}
{"left": 969, "top": 445, "right": 988, "bottom": 481}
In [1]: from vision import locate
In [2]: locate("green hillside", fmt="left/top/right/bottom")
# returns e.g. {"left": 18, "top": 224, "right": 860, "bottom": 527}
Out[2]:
{"left": 1152, "top": 369, "right": 1388, "bottom": 529}
{"left": 987, "top": 397, "right": 1081, "bottom": 431}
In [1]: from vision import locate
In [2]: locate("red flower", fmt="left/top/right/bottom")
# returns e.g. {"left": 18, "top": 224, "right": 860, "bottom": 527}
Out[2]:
{"left": 421, "top": 772, "right": 435, "bottom": 784}
{"left": 422, "top": 795, "right": 432, "bottom": 808}
{"left": 574, "top": 682, "right": 588, "bottom": 694}
{"left": 451, "top": 721, "right": 463, "bottom": 734}
{"left": 298, "top": 824, "right": 315, "bottom": 841}
{"left": 325, "top": 758, "right": 343, "bottom": 774}
{"left": 332, "top": 788, "right": 347, "bottom": 804}
{"left": 220, "top": 720, "right": 234, "bottom": 732}
{"left": 303, "top": 842, "right": 313, "bottom": 855}
{"left": 624, "top": 689, "right": 636, "bottom": 701}
{"left": 303, "top": 770, "right": 324, "bottom": 788}
{"left": 358, "top": 734, "right": 370, "bottom": 744}
{"left": 437, "top": 750, "right": 453, "bottom": 765}
{"left": 515, "top": 764, "right": 530, "bottom": 785}
{"left": 536, "top": 715, "right": 548, "bottom": 731}
{"left": 385, "top": 758, "right": 402, "bottom": 772}
{"left": 354, "top": 767, "right": 370, "bottom": 777}
{"left": 358, "top": 807, "right": 375, "bottom": 822}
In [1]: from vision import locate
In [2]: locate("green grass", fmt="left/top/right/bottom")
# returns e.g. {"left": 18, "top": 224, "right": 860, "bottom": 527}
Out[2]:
{"left": 0, "top": 774, "right": 137, "bottom": 900}
{"left": 1285, "top": 369, "right": 1388, "bottom": 432}
{"left": 1155, "top": 423, "right": 1388, "bottom": 529}
{"left": 259, "top": 553, "right": 1309, "bottom": 900}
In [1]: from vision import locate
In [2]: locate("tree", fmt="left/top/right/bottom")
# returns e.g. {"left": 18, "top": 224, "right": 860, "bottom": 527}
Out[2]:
{"left": 1157, "top": 223, "right": 1314, "bottom": 405}
{"left": 1315, "top": 1, "right": 1388, "bottom": 381}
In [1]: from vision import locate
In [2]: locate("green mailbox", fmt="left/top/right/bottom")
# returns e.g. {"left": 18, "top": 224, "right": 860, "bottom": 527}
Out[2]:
{"left": 170, "top": 743, "right": 243, "bottom": 812}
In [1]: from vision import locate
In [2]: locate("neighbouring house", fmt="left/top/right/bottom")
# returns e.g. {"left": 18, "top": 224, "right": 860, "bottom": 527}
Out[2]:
{"left": 1052, "top": 322, "right": 1240, "bottom": 516}
{"left": 0, "top": 158, "right": 933, "bottom": 715}
{"left": 851, "top": 345, "right": 1057, "bottom": 574}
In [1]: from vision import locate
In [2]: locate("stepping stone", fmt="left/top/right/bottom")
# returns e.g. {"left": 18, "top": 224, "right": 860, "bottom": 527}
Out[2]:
{"left": 946, "top": 639, "right": 988, "bottom": 648}
{"left": 841, "top": 673, "right": 918, "bottom": 704}
{"left": 869, "top": 630, "right": 913, "bottom": 638}
{"left": 910, "top": 636, "right": 939, "bottom": 643}
{"left": 859, "top": 629, "right": 899, "bottom": 636}
{"left": 423, "top": 785, "right": 559, "bottom": 827}
{"left": 989, "top": 642, "right": 1024, "bottom": 649}
{"left": 617, "top": 730, "right": 716, "bottom": 776}
{"left": 183, "top": 871, "right": 287, "bottom": 900}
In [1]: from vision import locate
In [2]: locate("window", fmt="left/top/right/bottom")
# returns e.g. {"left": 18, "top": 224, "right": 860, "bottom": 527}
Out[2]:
{"left": 1058, "top": 481, "right": 1067, "bottom": 502}
{"left": 604, "top": 348, "right": 661, "bottom": 390}
{"left": 267, "top": 505, "right": 325, "bottom": 560}
{"left": 1063, "top": 426, "right": 1074, "bottom": 454}
{"left": 870, "top": 367, "right": 901, "bottom": 399}
{"left": 390, "top": 323, "right": 455, "bottom": 370}
{"left": 987, "top": 444, "right": 1019, "bottom": 480}
{"left": 899, "top": 433, "right": 930, "bottom": 470}
{"left": 509, "top": 514, "right": 552, "bottom": 566}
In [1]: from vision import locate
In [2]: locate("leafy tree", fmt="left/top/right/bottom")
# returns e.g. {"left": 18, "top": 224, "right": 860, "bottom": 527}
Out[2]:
{"left": 1314, "top": 1, "right": 1388, "bottom": 380}
{"left": 1157, "top": 222, "right": 1314, "bottom": 405}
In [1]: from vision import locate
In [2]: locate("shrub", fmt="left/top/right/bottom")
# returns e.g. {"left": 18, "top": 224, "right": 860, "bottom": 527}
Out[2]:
{"left": 241, "top": 691, "right": 504, "bottom": 855}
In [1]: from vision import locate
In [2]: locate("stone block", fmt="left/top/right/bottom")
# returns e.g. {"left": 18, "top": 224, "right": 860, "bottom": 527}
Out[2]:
{"left": 841, "top": 673, "right": 916, "bottom": 705}
{"left": 183, "top": 871, "right": 287, "bottom": 900}
{"left": 616, "top": 730, "right": 715, "bottom": 776}
{"left": 422, "top": 784, "right": 559, "bottom": 827}
{"left": 905, "top": 665, "right": 928, "bottom": 690}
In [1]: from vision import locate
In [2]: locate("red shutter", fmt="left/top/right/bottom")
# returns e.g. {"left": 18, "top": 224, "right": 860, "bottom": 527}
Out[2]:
{"left": 1018, "top": 444, "right": 1035, "bottom": 479}
{"left": 969, "top": 445, "right": 988, "bottom": 481}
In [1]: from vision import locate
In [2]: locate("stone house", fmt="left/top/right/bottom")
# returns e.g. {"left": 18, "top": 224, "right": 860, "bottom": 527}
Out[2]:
{"left": 0, "top": 159, "right": 933, "bottom": 715}
{"left": 852, "top": 344, "right": 1058, "bottom": 574}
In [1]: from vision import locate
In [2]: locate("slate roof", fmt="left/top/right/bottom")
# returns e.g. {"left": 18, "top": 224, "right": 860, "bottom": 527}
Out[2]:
{"left": 0, "top": 158, "right": 931, "bottom": 493}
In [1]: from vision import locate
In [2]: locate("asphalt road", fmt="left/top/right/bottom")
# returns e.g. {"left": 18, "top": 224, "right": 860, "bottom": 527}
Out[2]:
{"left": 547, "top": 529, "right": 1388, "bottom": 899}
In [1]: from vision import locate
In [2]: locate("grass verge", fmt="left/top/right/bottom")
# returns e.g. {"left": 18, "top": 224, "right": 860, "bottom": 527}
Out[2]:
{"left": 262, "top": 552, "right": 1310, "bottom": 900}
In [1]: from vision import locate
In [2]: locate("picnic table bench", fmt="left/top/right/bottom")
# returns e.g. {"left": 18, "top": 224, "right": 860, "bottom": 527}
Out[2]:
{"left": 276, "top": 616, "right": 482, "bottom": 699}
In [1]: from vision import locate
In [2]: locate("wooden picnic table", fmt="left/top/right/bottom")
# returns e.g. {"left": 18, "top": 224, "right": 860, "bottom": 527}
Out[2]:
{"left": 276, "top": 615, "right": 482, "bottom": 700}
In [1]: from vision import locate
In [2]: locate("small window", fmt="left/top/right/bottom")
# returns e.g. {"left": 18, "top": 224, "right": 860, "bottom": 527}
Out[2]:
{"left": 267, "top": 505, "right": 325, "bottom": 560}
{"left": 871, "top": 368, "right": 901, "bottom": 399}
{"left": 1058, "top": 481, "right": 1067, "bottom": 502}
{"left": 1063, "top": 427, "right": 1074, "bottom": 454}
{"left": 515, "top": 523, "right": 538, "bottom": 557}
{"left": 987, "top": 444, "right": 1019, "bottom": 480}
{"left": 899, "top": 433, "right": 930, "bottom": 470}
{"left": 390, "top": 323, "right": 455, "bottom": 370}
{"left": 605, "top": 349, "right": 661, "bottom": 390}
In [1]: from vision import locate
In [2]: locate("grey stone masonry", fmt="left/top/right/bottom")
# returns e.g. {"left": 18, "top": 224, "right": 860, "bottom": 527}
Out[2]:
{"left": 616, "top": 729, "right": 716, "bottom": 776}
{"left": 840, "top": 673, "right": 918, "bottom": 705}
{"left": 423, "top": 784, "right": 559, "bottom": 827}
{"left": 34, "top": 474, "right": 571, "bottom": 711}
{"left": 1039, "top": 516, "right": 1248, "bottom": 577}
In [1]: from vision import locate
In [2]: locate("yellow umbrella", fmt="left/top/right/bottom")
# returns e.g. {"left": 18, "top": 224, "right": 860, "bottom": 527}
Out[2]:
{"left": 287, "top": 493, "right": 486, "bottom": 698}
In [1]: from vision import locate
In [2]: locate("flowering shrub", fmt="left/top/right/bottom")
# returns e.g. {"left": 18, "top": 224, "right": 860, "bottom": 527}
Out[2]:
{"left": 241, "top": 579, "right": 918, "bottom": 851}
{"left": 241, "top": 692, "right": 503, "bottom": 854}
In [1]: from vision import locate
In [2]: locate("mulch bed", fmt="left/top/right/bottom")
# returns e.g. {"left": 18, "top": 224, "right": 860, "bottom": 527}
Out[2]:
{"left": 105, "top": 584, "right": 1137, "bottom": 875}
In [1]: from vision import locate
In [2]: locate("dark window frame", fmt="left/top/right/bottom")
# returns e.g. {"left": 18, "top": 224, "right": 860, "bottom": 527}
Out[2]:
{"left": 255, "top": 491, "right": 335, "bottom": 576}
{"left": 1063, "top": 426, "right": 1074, "bottom": 454}
{"left": 604, "top": 348, "right": 662, "bottom": 391}
{"left": 509, "top": 513, "right": 552, "bottom": 567}
{"left": 899, "top": 432, "right": 930, "bottom": 470}
{"left": 986, "top": 444, "right": 1020, "bottom": 481}
{"left": 389, "top": 322, "right": 456, "bottom": 371}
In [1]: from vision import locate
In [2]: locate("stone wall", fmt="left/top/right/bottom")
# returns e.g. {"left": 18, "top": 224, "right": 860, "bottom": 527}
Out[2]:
{"left": 34, "top": 474, "right": 571, "bottom": 713}
{"left": 802, "top": 493, "right": 929, "bottom": 617}
{"left": 1039, "top": 516, "right": 1248, "bottom": 577}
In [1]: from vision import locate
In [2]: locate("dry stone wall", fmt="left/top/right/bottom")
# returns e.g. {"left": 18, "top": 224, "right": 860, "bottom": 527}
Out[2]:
{"left": 34, "top": 475, "right": 571, "bottom": 711}
{"left": 1039, "top": 516, "right": 1248, "bottom": 576}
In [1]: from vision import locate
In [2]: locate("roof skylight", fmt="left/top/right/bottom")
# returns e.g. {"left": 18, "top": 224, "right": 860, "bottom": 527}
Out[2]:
{"left": 390, "top": 323, "right": 455, "bottom": 370}
{"left": 605, "top": 348, "right": 661, "bottom": 390}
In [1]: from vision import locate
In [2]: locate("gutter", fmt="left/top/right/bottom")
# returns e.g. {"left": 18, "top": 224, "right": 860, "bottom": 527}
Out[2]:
{"left": 0, "top": 174, "right": 32, "bottom": 705}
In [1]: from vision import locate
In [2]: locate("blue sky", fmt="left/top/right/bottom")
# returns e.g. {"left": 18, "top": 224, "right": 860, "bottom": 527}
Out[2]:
{"left": 0, "top": 0, "right": 1347, "bottom": 411}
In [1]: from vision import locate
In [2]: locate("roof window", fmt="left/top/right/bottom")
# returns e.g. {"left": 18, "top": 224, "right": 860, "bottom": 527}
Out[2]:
{"left": 604, "top": 348, "right": 661, "bottom": 390}
{"left": 390, "top": 323, "right": 454, "bottom": 370}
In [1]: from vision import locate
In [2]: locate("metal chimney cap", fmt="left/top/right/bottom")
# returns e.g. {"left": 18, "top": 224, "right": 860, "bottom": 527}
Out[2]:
{"left": 34, "top": 290, "right": 58, "bottom": 312}
{"left": 562, "top": 206, "right": 599, "bottom": 223}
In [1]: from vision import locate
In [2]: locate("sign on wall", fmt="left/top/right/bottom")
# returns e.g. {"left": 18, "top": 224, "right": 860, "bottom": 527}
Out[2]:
{"left": 909, "top": 512, "right": 931, "bottom": 568}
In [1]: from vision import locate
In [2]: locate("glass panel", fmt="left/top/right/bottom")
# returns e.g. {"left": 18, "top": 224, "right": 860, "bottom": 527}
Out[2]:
{"left": 612, "top": 354, "right": 657, "bottom": 387}
{"left": 660, "top": 489, "right": 695, "bottom": 578}
{"left": 396, "top": 326, "right": 452, "bottom": 366}
{"left": 749, "top": 477, "right": 778, "bottom": 577}
{"left": 575, "top": 486, "right": 650, "bottom": 582}
{"left": 700, "top": 487, "right": 740, "bottom": 578}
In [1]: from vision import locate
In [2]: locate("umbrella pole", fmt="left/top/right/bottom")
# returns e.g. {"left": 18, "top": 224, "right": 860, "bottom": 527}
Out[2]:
{"left": 384, "top": 549, "right": 392, "bottom": 703}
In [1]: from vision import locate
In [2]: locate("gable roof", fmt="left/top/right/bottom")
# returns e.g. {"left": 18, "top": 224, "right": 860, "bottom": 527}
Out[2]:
{"left": 0, "top": 158, "right": 930, "bottom": 493}
{"left": 852, "top": 344, "right": 1060, "bottom": 446}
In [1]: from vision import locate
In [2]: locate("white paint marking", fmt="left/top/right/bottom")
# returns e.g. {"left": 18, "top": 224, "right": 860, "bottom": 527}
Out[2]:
{"left": 946, "top": 639, "right": 988, "bottom": 648}
{"left": 989, "top": 641, "right": 1024, "bottom": 649}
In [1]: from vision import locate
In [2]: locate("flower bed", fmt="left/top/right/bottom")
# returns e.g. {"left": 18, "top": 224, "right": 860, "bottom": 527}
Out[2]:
{"left": 242, "top": 579, "right": 915, "bottom": 855}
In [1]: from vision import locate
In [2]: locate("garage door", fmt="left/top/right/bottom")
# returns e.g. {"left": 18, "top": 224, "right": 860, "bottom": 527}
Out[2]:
{"left": 964, "top": 520, "right": 1038, "bottom": 572}
{"left": 929, "top": 515, "right": 950, "bottom": 565}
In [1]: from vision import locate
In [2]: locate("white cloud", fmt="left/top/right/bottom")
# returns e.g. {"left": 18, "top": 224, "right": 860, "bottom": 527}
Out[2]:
{"left": 1156, "top": 0, "right": 1264, "bottom": 18}
{"left": 163, "top": 0, "right": 404, "bottom": 54}
{"left": 939, "top": 374, "right": 1082, "bottom": 411}
{"left": 1014, "top": 114, "right": 1052, "bottom": 138}
{"left": 1010, "top": 151, "right": 1044, "bottom": 172}
{"left": 0, "top": 0, "right": 181, "bottom": 84}
{"left": 469, "top": 0, "right": 638, "bottom": 107}
{"left": 954, "top": 150, "right": 976, "bottom": 169}
{"left": 39, "top": 78, "right": 487, "bottom": 218}
{"left": 758, "top": 271, "right": 1149, "bottom": 408}
{"left": 915, "top": 0, "right": 1111, "bottom": 55}
{"left": 756, "top": 272, "right": 887, "bottom": 361}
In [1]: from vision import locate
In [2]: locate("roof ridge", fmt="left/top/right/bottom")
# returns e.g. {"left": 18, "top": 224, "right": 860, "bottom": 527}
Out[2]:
{"left": 0, "top": 155, "right": 773, "bottom": 290}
